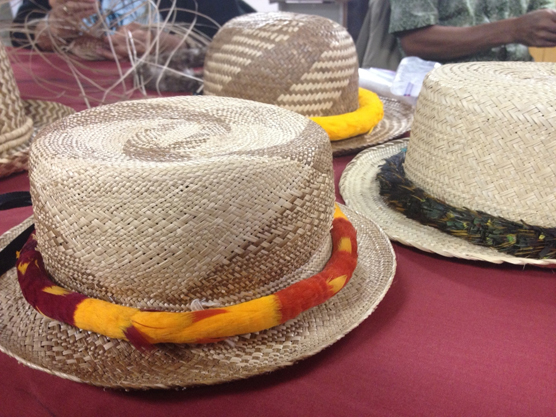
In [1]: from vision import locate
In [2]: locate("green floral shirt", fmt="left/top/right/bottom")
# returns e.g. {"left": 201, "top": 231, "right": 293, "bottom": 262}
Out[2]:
{"left": 389, "top": 0, "right": 555, "bottom": 63}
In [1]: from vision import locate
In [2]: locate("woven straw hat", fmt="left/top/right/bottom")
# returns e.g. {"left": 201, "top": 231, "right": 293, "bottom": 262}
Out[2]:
{"left": 0, "top": 95, "right": 395, "bottom": 388}
{"left": 0, "top": 44, "right": 74, "bottom": 177}
{"left": 203, "top": 12, "right": 413, "bottom": 156}
{"left": 340, "top": 62, "right": 556, "bottom": 266}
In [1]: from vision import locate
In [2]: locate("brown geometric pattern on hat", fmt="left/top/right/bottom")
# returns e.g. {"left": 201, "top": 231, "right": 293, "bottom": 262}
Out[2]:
{"left": 24, "top": 99, "right": 76, "bottom": 127}
{"left": 204, "top": 12, "right": 359, "bottom": 117}
{"left": 0, "top": 43, "right": 33, "bottom": 152}
{"left": 28, "top": 96, "right": 336, "bottom": 311}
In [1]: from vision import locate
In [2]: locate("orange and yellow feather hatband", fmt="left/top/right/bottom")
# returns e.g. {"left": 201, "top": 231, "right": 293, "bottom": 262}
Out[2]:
{"left": 16, "top": 204, "right": 358, "bottom": 350}
{"left": 310, "top": 88, "right": 384, "bottom": 141}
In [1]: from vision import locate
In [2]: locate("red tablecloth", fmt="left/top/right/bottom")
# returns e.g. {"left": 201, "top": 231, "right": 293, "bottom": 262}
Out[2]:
{"left": 1, "top": 53, "right": 555, "bottom": 417}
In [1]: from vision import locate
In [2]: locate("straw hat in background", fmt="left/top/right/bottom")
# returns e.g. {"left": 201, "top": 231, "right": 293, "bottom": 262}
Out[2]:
{"left": 203, "top": 12, "right": 413, "bottom": 156}
{"left": 0, "top": 95, "right": 395, "bottom": 388}
{"left": 340, "top": 62, "right": 556, "bottom": 266}
{"left": 0, "top": 43, "right": 74, "bottom": 177}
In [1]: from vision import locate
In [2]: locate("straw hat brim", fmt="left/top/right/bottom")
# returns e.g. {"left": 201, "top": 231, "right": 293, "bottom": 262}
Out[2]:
{"left": 0, "top": 204, "right": 395, "bottom": 389}
{"left": 339, "top": 139, "right": 556, "bottom": 266}
{"left": 330, "top": 97, "right": 413, "bottom": 157}
{"left": 0, "top": 100, "right": 75, "bottom": 178}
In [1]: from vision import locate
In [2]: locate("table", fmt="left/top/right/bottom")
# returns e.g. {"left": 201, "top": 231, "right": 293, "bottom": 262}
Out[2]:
{"left": 9, "top": 50, "right": 175, "bottom": 111}
{"left": 1, "top": 53, "right": 555, "bottom": 417}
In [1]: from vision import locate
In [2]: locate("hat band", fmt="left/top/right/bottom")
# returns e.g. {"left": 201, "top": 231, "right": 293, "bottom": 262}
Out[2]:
{"left": 310, "top": 89, "right": 384, "bottom": 141}
{"left": 16, "top": 204, "right": 358, "bottom": 350}
{"left": 377, "top": 151, "right": 556, "bottom": 259}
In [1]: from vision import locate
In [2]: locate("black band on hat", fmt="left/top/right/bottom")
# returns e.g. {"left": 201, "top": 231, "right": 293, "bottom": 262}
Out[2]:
{"left": 0, "top": 224, "right": 34, "bottom": 277}
{"left": 0, "top": 191, "right": 32, "bottom": 210}
{"left": 377, "top": 151, "right": 556, "bottom": 259}
{"left": 0, "top": 192, "right": 34, "bottom": 276}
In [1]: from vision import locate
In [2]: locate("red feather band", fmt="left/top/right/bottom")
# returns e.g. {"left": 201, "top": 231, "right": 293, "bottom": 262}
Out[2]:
{"left": 16, "top": 204, "right": 358, "bottom": 350}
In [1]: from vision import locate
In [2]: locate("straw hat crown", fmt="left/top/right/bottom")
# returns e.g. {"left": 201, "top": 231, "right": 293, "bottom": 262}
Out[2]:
{"left": 204, "top": 12, "right": 359, "bottom": 117}
{"left": 403, "top": 62, "right": 556, "bottom": 227}
{"left": 29, "top": 96, "right": 335, "bottom": 311}
{"left": 0, "top": 43, "right": 33, "bottom": 153}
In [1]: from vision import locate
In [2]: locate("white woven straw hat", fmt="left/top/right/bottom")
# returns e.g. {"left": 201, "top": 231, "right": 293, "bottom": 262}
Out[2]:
{"left": 0, "top": 43, "right": 74, "bottom": 177}
{"left": 203, "top": 12, "right": 413, "bottom": 156}
{"left": 0, "top": 95, "right": 395, "bottom": 388}
{"left": 340, "top": 62, "right": 556, "bottom": 266}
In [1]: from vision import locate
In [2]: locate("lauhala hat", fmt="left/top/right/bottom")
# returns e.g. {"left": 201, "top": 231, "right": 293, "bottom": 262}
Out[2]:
{"left": 203, "top": 12, "right": 413, "bottom": 156}
{"left": 340, "top": 62, "right": 556, "bottom": 266}
{"left": 0, "top": 95, "right": 396, "bottom": 388}
{"left": 0, "top": 43, "right": 74, "bottom": 177}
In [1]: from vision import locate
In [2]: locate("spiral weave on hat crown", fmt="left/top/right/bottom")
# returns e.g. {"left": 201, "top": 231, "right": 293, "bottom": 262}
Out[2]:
{"left": 403, "top": 62, "right": 556, "bottom": 228}
{"left": 0, "top": 43, "right": 33, "bottom": 153}
{"left": 203, "top": 12, "right": 359, "bottom": 117}
{"left": 29, "top": 96, "right": 335, "bottom": 312}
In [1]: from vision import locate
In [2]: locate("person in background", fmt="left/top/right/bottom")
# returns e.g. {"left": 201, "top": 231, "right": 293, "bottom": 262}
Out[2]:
{"left": 388, "top": 0, "right": 556, "bottom": 63}
{"left": 356, "top": 0, "right": 401, "bottom": 70}
{"left": 98, "top": 0, "right": 255, "bottom": 58}
{"left": 11, "top": 0, "right": 159, "bottom": 51}
{"left": 10, "top": 0, "right": 251, "bottom": 59}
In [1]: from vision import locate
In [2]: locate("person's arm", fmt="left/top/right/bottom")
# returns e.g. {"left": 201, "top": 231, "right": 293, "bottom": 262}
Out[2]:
{"left": 38, "top": 0, "right": 98, "bottom": 51}
{"left": 397, "top": 9, "right": 556, "bottom": 61}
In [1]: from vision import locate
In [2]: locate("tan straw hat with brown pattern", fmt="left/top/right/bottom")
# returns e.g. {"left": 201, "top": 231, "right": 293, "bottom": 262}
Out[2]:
{"left": 0, "top": 95, "right": 395, "bottom": 389}
{"left": 0, "top": 43, "right": 74, "bottom": 177}
{"left": 340, "top": 62, "right": 556, "bottom": 266}
{"left": 203, "top": 12, "right": 413, "bottom": 156}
